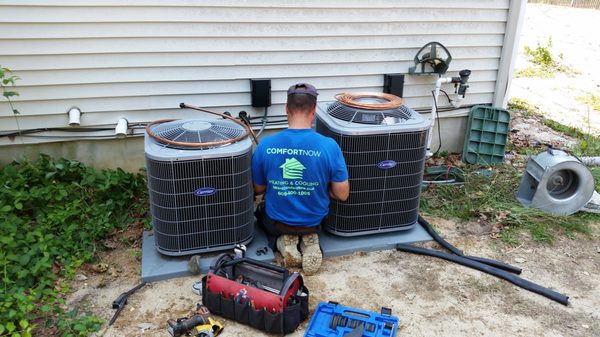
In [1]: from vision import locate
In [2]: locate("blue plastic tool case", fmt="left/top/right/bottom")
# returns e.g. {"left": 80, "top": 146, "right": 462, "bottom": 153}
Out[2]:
{"left": 304, "top": 302, "right": 399, "bottom": 337}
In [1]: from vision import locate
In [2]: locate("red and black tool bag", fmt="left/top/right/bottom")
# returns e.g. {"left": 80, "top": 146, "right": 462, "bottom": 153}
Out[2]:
{"left": 202, "top": 253, "right": 309, "bottom": 334}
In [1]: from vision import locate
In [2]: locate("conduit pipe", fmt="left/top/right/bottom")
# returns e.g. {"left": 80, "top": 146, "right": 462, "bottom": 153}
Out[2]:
{"left": 418, "top": 215, "right": 522, "bottom": 274}
{"left": 505, "top": 153, "right": 600, "bottom": 166}
{"left": 396, "top": 244, "right": 569, "bottom": 306}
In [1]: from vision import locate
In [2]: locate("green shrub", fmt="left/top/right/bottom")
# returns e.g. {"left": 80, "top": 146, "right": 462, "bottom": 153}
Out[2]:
{"left": 524, "top": 38, "right": 556, "bottom": 68}
{"left": 0, "top": 154, "right": 148, "bottom": 336}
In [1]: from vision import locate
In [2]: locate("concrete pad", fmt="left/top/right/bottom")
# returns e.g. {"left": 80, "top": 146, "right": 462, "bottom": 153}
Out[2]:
{"left": 319, "top": 223, "right": 432, "bottom": 257}
{"left": 141, "top": 230, "right": 274, "bottom": 283}
{"left": 142, "top": 223, "right": 432, "bottom": 282}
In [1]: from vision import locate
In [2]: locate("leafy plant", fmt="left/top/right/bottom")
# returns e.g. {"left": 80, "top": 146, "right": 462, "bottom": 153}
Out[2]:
{"left": 1, "top": 65, "right": 24, "bottom": 144}
{"left": 525, "top": 38, "right": 555, "bottom": 68}
{"left": 0, "top": 155, "right": 148, "bottom": 336}
{"left": 515, "top": 38, "right": 579, "bottom": 78}
{"left": 0, "top": 66, "right": 20, "bottom": 115}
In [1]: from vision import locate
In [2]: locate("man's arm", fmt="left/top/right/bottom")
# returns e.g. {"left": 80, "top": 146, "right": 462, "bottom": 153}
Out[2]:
{"left": 254, "top": 183, "right": 266, "bottom": 195}
{"left": 329, "top": 180, "right": 349, "bottom": 201}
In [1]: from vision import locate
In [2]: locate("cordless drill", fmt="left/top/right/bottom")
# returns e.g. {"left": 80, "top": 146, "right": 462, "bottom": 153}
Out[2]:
{"left": 167, "top": 304, "right": 223, "bottom": 337}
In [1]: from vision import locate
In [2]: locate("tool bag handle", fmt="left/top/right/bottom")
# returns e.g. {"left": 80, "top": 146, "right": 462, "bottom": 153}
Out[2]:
{"left": 215, "top": 255, "right": 289, "bottom": 280}
{"left": 210, "top": 253, "right": 233, "bottom": 271}
{"left": 279, "top": 271, "right": 302, "bottom": 298}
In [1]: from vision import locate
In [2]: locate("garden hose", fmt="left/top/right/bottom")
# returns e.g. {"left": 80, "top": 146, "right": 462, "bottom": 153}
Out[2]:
{"left": 422, "top": 165, "right": 464, "bottom": 185}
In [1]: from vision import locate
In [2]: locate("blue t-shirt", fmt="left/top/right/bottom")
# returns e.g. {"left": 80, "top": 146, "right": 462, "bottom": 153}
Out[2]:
{"left": 252, "top": 129, "right": 349, "bottom": 227}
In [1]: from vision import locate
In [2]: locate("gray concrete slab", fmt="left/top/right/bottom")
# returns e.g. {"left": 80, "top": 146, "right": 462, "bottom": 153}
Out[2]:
{"left": 141, "top": 230, "right": 274, "bottom": 283}
{"left": 142, "top": 223, "right": 432, "bottom": 282}
{"left": 319, "top": 223, "right": 432, "bottom": 257}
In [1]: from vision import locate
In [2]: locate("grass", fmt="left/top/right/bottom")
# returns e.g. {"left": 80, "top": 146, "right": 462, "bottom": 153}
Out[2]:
{"left": 543, "top": 120, "right": 600, "bottom": 156}
{"left": 507, "top": 98, "right": 538, "bottom": 118}
{"left": 577, "top": 92, "right": 600, "bottom": 112}
{"left": 466, "top": 276, "right": 503, "bottom": 293}
{"left": 420, "top": 165, "right": 599, "bottom": 245}
{"left": 507, "top": 98, "right": 600, "bottom": 156}
{"left": 515, "top": 67, "right": 556, "bottom": 78}
{"left": 423, "top": 98, "right": 600, "bottom": 244}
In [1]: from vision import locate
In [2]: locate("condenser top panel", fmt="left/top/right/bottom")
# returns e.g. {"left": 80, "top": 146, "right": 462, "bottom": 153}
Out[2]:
{"left": 316, "top": 102, "right": 431, "bottom": 136}
{"left": 145, "top": 119, "right": 252, "bottom": 161}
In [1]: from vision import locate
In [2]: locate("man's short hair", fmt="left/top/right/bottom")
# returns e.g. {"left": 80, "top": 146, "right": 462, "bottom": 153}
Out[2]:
{"left": 287, "top": 83, "right": 318, "bottom": 113}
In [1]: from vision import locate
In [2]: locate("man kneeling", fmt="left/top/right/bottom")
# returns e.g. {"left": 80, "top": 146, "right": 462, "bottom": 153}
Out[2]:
{"left": 252, "top": 83, "right": 349, "bottom": 275}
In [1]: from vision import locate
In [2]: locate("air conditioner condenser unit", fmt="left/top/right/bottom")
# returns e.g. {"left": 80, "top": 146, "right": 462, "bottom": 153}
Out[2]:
{"left": 145, "top": 119, "right": 254, "bottom": 255}
{"left": 316, "top": 99, "right": 430, "bottom": 236}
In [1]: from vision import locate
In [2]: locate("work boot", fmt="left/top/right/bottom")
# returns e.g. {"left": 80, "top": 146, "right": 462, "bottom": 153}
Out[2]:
{"left": 276, "top": 235, "right": 302, "bottom": 268}
{"left": 299, "top": 233, "right": 322, "bottom": 275}
{"left": 187, "top": 255, "right": 202, "bottom": 275}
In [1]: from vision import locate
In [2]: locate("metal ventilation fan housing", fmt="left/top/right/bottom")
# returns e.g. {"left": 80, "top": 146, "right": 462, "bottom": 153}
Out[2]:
{"left": 316, "top": 101, "right": 430, "bottom": 236}
{"left": 145, "top": 119, "right": 254, "bottom": 256}
{"left": 517, "top": 149, "right": 594, "bottom": 215}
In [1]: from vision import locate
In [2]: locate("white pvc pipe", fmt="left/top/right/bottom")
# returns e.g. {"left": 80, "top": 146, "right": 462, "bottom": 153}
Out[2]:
{"left": 115, "top": 118, "right": 128, "bottom": 138}
{"left": 426, "top": 77, "right": 452, "bottom": 157}
{"left": 504, "top": 153, "right": 600, "bottom": 166}
{"left": 450, "top": 95, "right": 464, "bottom": 108}
{"left": 581, "top": 157, "right": 600, "bottom": 166}
{"left": 68, "top": 107, "right": 81, "bottom": 126}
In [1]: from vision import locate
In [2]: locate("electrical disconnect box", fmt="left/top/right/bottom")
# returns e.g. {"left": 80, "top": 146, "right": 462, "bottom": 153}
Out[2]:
{"left": 250, "top": 79, "right": 271, "bottom": 107}
{"left": 383, "top": 74, "right": 405, "bottom": 98}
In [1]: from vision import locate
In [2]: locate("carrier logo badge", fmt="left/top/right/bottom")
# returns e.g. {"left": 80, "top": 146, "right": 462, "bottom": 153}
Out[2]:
{"left": 377, "top": 160, "right": 397, "bottom": 169}
{"left": 280, "top": 158, "right": 306, "bottom": 179}
{"left": 194, "top": 187, "right": 216, "bottom": 196}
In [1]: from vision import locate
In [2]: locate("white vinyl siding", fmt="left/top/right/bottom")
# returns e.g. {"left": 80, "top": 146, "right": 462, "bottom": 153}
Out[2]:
{"left": 0, "top": 0, "right": 510, "bottom": 146}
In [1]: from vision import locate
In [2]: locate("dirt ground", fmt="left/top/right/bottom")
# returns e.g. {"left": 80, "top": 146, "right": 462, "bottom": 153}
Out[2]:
{"left": 511, "top": 4, "right": 600, "bottom": 135}
{"left": 73, "top": 216, "right": 600, "bottom": 337}
{"left": 67, "top": 4, "right": 600, "bottom": 337}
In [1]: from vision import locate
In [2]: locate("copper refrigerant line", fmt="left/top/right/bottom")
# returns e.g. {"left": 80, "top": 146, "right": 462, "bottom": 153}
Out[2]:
{"left": 334, "top": 92, "right": 403, "bottom": 110}
{"left": 145, "top": 103, "right": 258, "bottom": 148}
{"left": 150, "top": 93, "right": 402, "bottom": 147}
{"left": 150, "top": 93, "right": 406, "bottom": 147}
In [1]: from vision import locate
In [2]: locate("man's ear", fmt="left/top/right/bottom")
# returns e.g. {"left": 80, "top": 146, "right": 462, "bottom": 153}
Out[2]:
{"left": 285, "top": 103, "right": 290, "bottom": 115}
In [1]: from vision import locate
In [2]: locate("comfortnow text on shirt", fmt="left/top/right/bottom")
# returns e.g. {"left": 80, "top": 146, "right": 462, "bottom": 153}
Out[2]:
{"left": 265, "top": 148, "right": 321, "bottom": 157}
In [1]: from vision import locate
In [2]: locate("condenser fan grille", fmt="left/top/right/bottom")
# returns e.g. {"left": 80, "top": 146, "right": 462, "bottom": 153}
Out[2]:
{"left": 149, "top": 119, "right": 246, "bottom": 149}
{"left": 327, "top": 101, "right": 413, "bottom": 125}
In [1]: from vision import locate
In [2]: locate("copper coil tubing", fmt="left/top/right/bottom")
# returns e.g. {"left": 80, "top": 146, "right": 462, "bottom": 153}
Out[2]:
{"left": 146, "top": 103, "right": 257, "bottom": 147}
{"left": 334, "top": 92, "right": 403, "bottom": 110}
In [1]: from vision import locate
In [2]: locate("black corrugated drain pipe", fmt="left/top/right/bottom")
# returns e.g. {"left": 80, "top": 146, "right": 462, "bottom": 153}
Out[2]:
{"left": 395, "top": 216, "right": 569, "bottom": 306}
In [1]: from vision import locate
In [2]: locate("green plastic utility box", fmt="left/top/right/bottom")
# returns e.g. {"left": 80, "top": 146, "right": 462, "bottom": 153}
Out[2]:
{"left": 462, "top": 105, "right": 510, "bottom": 165}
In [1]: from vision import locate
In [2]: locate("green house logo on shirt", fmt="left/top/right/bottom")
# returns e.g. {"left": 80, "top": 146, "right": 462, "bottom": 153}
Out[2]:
{"left": 280, "top": 158, "right": 306, "bottom": 179}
